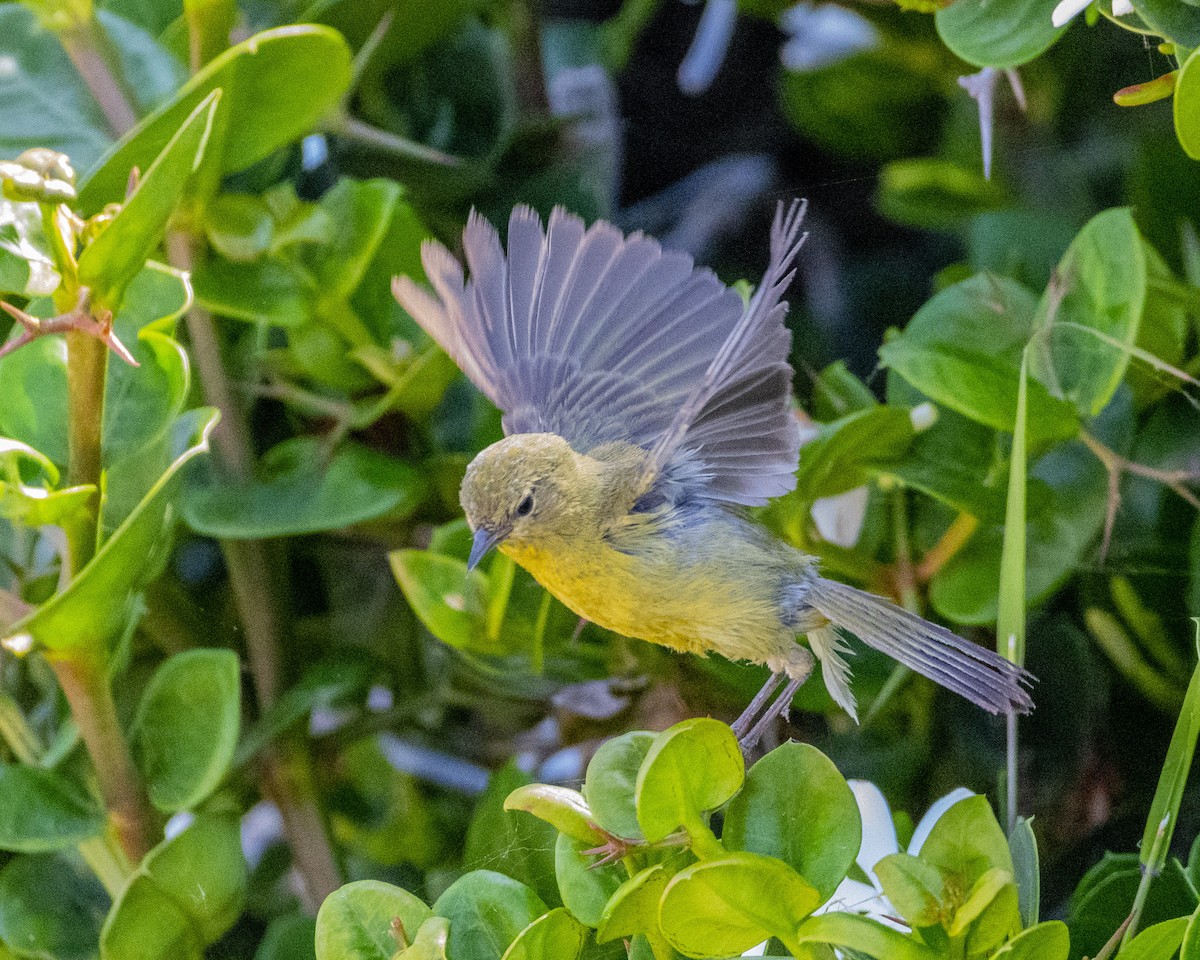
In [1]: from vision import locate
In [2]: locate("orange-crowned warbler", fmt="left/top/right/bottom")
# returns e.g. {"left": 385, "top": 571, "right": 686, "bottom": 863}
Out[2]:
{"left": 392, "top": 200, "right": 1033, "bottom": 744}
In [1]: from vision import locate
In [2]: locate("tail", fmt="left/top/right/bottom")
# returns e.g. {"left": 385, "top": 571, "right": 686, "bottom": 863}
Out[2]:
{"left": 806, "top": 577, "right": 1034, "bottom": 717}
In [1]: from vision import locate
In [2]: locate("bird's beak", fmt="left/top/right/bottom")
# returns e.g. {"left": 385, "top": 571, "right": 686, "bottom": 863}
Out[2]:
{"left": 467, "top": 527, "right": 504, "bottom": 571}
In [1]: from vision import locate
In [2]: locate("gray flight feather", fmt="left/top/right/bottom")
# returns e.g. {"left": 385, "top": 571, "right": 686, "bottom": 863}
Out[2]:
{"left": 392, "top": 201, "right": 807, "bottom": 506}
{"left": 807, "top": 577, "right": 1035, "bottom": 715}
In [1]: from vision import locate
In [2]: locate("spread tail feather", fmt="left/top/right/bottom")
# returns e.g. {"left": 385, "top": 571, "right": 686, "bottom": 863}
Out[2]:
{"left": 806, "top": 577, "right": 1034, "bottom": 716}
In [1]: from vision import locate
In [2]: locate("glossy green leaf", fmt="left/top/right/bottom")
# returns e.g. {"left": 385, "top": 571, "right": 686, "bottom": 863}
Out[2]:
{"left": 635, "top": 718, "right": 744, "bottom": 845}
{"left": 0, "top": 331, "right": 69, "bottom": 465}
{"left": 315, "top": 880, "right": 432, "bottom": 960}
{"left": 949, "top": 869, "right": 1016, "bottom": 940}
{"left": 1136, "top": 0, "right": 1200, "bottom": 47}
{"left": 399, "top": 917, "right": 450, "bottom": 960}
{"left": 935, "top": 0, "right": 1065, "bottom": 68}
{"left": 101, "top": 815, "right": 247, "bottom": 959}
{"left": 793, "top": 406, "right": 916, "bottom": 502}
{"left": 4, "top": 408, "right": 217, "bottom": 653}
{"left": 722, "top": 742, "right": 861, "bottom": 903}
{"left": 0, "top": 765, "right": 103, "bottom": 851}
{"left": 504, "top": 784, "right": 604, "bottom": 845}
{"left": 307, "top": 178, "right": 404, "bottom": 302}
{"left": 554, "top": 834, "right": 624, "bottom": 928}
{"left": 585, "top": 731, "right": 656, "bottom": 840}
{"left": 501, "top": 907, "right": 587, "bottom": 960}
{"left": 874, "top": 853, "right": 948, "bottom": 928}
{"left": 77, "top": 92, "right": 218, "bottom": 312}
{"left": 1029, "top": 208, "right": 1147, "bottom": 417}
{"left": 792, "top": 912, "right": 937, "bottom": 960}
{"left": 597, "top": 865, "right": 672, "bottom": 946}
{"left": 990, "top": 920, "right": 1069, "bottom": 960}
{"left": 1181, "top": 902, "right": 1200, "bottom": 960}
{"left": 0, "top": 196, "right": 58, "bottom": 297}
{"left": 0, "top": 6, "right": 185, "bottom": 172}
{"left": 391, "top": 549, "right": 487, "bottom": 652}
{"left": 131, "top": 648, "right": 240, "bottom": 812}
{"left": 1178, "top": 48, "right": 1200, "bottom": 162}
{"left": 659, "top": 853, "right": 820, "bottom": 958}
{"left": 879, "top": 274, "right": 1079, "bottom": 447}
{"left": 0, "top": 853, "right": 109, "bottom": 960}
{"left": 203, "top": 193, "right": 275, "bottom": 261}
{"left": 79, "top": 25, "right": 353, "bottom": 209}
{"left": 432, "top": 871, "right": 546, "bottom": 960}
{"left": 185, "top": 438, "right": 425, "bottom": 538}
{"left": 1120, "top": 917, "right": 1189, "bottom": 960}
{"left": 918, "top": 795, "right": 1013, "bottom": 884}
{"left": 190, "top": 257, "right": 311, "bottom": 327}
{"left": 103, "top": 266, "right": 192, "bottom": 469}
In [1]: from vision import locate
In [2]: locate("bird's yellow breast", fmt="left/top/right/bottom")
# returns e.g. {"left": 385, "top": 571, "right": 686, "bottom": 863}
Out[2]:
{"left": 501, "top": 525, "right": 792, "bottom": 661}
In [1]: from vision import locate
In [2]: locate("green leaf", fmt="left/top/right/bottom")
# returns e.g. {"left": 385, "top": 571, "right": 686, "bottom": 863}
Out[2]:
{"left": 934, "top": 0, "right": 1065, "bottom": 68}
{"left": 0, "top": 331, "right": 69, "bottom": 466}
{"left": 1177, "top": 47, "right": 1200, "bottom": 161}
{"left": 185, "top": 438, "right": 425, "bottom": 538}
{"left": 77, "top": 91, "right": 219, "bottom": 312}
{"left": 1139, "top": 631, "right": 1200, "bottom": 878}
{"left": 131, "top": 648, "right": 240, "bottom": 812}
{"left": 432, "top": 871, "right": 547, "bottom": 960}
{"left": 190, "top": 256, "right": 311, "bottom": 327}
{"left": 254, "top": 912, "right": 317, "bottom": 960}
{"left": 792, "top": 912, "right": 937, "bottom": 960}
{"left": 103, "top": 266, "right": 192, "bottom": 470}
{"left": 879, "top": 273, "right": 1078, "bottom": 446}
{"left": 315, "top": 880, "right": 432, "bottom": 960}
{"left": 1120, "top": 917, "right": 1190, "bottom": 960}
{"left": 306, "top": 178, "right": 404, "bottom": 302}
{"left": 793, "top": 406, "right": 916, "bottom": 502}
{"left": 874, "top": 853, "right": 948, "bottom": 928}
{"left": 4, "top": 408, "right": 218, "bottom": 654}
{"left": 990, "top": 921, "right": 1069, "bottom": 960}
{"left": 0, "top": 196, "right": 58, "bottom": 297}
{"left": 399, "top": 917, "right": 450, "bottom": 960}
{"left": 101, "top": 814, "right": 247, "bottom": 959}
{"left": 917, "top": 795, "right": 1013, "bottom": 885}
{"left": 947, "top": 868, "right": 1016, "bottom": 939}
{"left": 930, "top": 438, "right": 1108, "bottom": 624}
{"left": 1009, "top": 816, "right": 1040, "bottom": 928}
{"left": 1028, "top": 208, "right": 1147, "bottom": 417}
{"left": 876, "top": 159, "right": 1009, "bottom": 232}
{"left": 501, "top": 908, "right": 588, "bottom": 960}
{"left": 0, "top": 853, "right": 109, "bottom": 960}
{"left": 0, "top": 6, "right": 185, "bottom": 172}
{"left": 504, "top": 784, "right": 604, "bottom": 845}
{"left": 722, "top": 742, "right": 861, "bottom": 903}
{"left": 584, "top": 731, "right": 656, "bottom": 841}
{"left": 658, "top": 853, "right": 821, "bottom": 958}
{"left": 0, "top": 765, "right": 104, "bottom": 852}
{"left": 554, "top": 834, "right": 624, "bottom": 928}
{"left": 597, "top": 865, "right": 672, "bottom": 946}
{"left": 79, "top": 25, "right": 353, "bottom": 210}
{"left": 635, "top": 718, "right": 744, "bottom": 846}
{"left": 1136, "top": 0, "right": 1200, "bottom": 47}
{"left": 465, "top": 764, "right": 560, "bottom": 909}
{"left": 1182, "top": 902, "right": 1200, "bottom": 960}
{"left": 203, "top": 193, "right": 275, "bottom": 261}
{"left": 391, "top": 549, "right": 487, "bottom": 652}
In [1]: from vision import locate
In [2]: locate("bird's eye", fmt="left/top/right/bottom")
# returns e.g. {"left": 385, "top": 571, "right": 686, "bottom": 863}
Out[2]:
{"left": 516, "top": 493, "right": 534, "bottom": 517}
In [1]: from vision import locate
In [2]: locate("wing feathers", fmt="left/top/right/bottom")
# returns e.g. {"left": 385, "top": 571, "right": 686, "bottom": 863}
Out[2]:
{"left": 392, "top": 201, "right": 808, "bottom": 507}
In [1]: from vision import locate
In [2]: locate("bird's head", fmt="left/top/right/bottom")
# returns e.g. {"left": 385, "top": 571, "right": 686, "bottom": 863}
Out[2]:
{"left": 460, "top": 433, "right": 584, "bottom": 569}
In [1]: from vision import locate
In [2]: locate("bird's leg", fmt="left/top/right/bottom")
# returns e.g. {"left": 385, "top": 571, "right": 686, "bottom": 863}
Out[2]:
{"left": 740, "top": 676, "right": 804, "bottom": 752}
{"left": 730, "top": 671, "right": 785, "bottom": 739}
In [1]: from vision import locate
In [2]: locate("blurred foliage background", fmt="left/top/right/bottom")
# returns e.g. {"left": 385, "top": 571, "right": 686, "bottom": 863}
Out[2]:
{"left": 2, "top": 0, "right": 1200, "bottom": 956}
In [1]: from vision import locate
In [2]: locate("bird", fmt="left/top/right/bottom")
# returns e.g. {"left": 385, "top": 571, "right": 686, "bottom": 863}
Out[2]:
{"left": 392, "top": 200, "right": 1033, "bottom": 745}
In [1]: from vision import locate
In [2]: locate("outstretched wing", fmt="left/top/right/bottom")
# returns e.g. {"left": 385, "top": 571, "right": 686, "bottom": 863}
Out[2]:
{"left": 392, "top": 201, "right": 807, "bottom": 506}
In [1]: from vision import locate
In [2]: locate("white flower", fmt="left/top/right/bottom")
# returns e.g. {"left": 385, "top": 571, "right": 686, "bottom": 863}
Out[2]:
{"left": 1051, "top": 0, "right": 1090, "bottom": 27}
{"left": 780, "top": 3, "right": 879, "bottom": 73}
